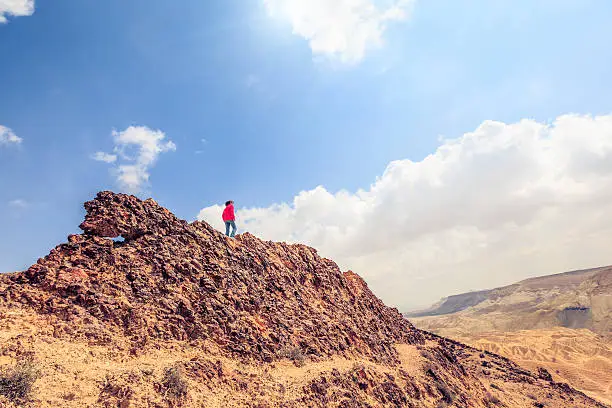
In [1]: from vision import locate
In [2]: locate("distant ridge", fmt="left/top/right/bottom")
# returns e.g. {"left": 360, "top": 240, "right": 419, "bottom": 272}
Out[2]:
{"left": 406, "top": 289, "right": 494, "bottom": 317}
{"left": 406, "top": 266, "right": 612, "bottom": 332}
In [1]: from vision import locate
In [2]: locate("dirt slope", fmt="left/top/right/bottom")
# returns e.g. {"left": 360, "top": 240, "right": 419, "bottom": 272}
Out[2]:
{"left": 0, "top": 192, "right": 605, "bottom": 407}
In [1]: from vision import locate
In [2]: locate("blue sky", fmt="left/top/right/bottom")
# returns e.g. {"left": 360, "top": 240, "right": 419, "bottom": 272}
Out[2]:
{"left": 2, "top": 0, "right": 612, "bottom": 308}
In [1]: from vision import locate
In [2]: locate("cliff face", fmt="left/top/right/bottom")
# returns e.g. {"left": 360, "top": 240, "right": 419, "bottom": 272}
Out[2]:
{"left": 0, "top": 192, "right": 606, "bottom": 407}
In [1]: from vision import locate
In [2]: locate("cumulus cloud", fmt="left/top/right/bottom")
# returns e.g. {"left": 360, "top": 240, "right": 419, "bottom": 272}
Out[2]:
{"left": 0, "top": 125, "right": 22, "bottom": 146}
{"left": 198, "top": 114, "right": 612, "bottom": 309}
{"left": 263, "top": 0, "right": 413, "bottom": 63}
{"left": 93, "top": 126, "right": 176, "bottom": 194}
{"left": 0, "top": 0, "right": 34, "bottom": 23}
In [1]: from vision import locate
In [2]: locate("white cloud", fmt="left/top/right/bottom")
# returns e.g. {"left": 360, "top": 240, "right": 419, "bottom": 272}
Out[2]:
{"left": 91, "top": 152, "right": 117, "bottom": 163}
{"left": 198, "top": 114, "right": 612, "bottom": 309}
{"left": 0, "top": 0, "right": 34, "bottom": 23}
{"left": 93, "top": 126, "right": 176, "bottom": 194}
{"left": 263, "top": 0, "right": 413, "bottom": 63}
{"left": 0, "top": 125, "right": 22, "bottom": 145}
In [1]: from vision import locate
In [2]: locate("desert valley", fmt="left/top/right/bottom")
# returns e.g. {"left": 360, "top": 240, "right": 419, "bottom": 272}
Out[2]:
{"left": 408, "top": 267, "right": 611, "bottom": 405}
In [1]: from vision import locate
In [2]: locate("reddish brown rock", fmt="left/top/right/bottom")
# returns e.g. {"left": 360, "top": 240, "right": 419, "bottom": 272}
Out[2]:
{"left": 2, "top": 191, "right": 422, "bottom": 363}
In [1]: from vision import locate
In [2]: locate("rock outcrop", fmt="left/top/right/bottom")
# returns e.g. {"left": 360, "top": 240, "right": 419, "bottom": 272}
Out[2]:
{"left": 0, "top": 192, "right": 606, "bottom": 407}
{"left": 2, "top": 191, "right": 422, "bottom": 363}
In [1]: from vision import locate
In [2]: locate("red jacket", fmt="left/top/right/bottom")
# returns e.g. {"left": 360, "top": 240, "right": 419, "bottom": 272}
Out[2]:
{"left": 222, "top": 204, "right": 235, "bottom": 222}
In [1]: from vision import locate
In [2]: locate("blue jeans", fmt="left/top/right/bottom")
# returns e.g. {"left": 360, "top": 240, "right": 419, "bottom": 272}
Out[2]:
{"left": 225, "top": 220, "right": 236, "bottom": 237}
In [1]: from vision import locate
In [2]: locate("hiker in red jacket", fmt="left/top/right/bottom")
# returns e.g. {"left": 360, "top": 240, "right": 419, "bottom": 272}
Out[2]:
{"left": 222, "top": 200, "right": 237, "bottom": 237}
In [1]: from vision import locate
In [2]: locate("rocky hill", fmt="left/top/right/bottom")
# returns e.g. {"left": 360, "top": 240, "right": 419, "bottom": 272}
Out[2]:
{"left": 407, "top": 266, "right": 612, "bottom": 336}
{"left": 0, "top": 192, "right": 606, "bottom": 407}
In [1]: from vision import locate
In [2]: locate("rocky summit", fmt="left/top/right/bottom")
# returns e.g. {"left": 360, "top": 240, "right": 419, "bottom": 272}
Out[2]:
{"left": 0, "top": 192, "right": 607, "bottom": 407}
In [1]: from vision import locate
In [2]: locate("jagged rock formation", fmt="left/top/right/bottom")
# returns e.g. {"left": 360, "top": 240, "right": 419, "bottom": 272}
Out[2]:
{"left": 0, "top": 192, "right": 607, "bottom": 407}
{"left": 3, "top": 191, "right": 421, "bottom": 363}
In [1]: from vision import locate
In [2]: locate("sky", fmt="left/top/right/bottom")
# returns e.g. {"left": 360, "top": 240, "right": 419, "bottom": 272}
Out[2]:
{"left": 1, "top": 0, "right": 612, "bottom": 310}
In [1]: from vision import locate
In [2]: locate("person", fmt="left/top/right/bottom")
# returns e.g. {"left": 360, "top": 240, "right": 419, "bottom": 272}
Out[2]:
{"left": 222, "top": 200, "right": 237, "bottom": 237}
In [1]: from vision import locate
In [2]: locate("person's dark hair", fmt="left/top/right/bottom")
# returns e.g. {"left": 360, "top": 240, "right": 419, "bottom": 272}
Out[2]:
{"left": 225, "top": 200, "right": 233, "bottom": 206}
